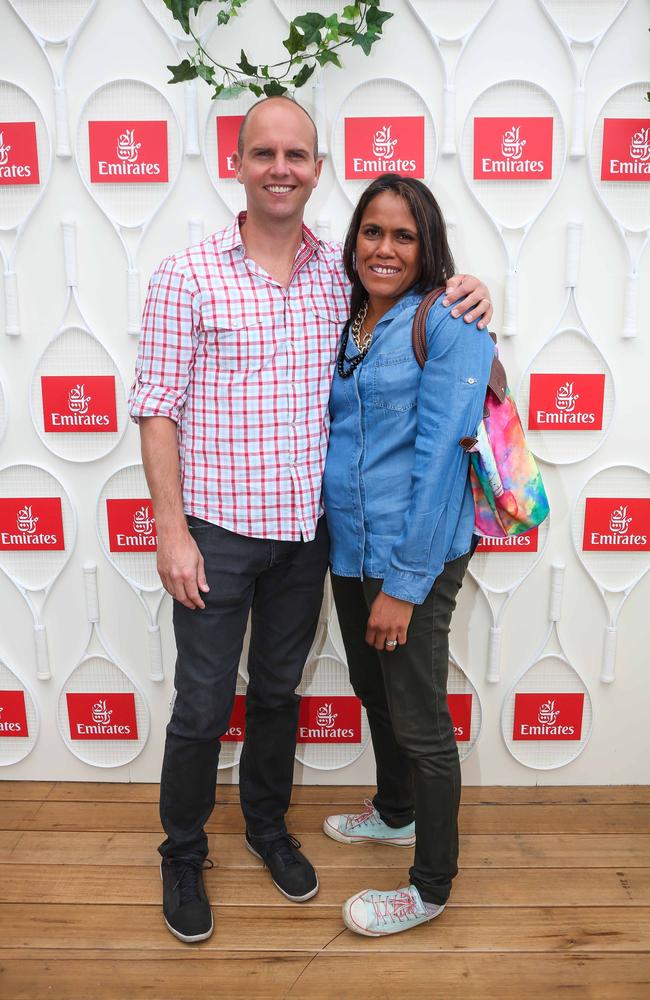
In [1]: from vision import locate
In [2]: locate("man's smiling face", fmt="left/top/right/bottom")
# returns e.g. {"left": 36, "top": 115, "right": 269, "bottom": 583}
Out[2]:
{"left": 232, "top": 98, "right": 322, "bottom": 226}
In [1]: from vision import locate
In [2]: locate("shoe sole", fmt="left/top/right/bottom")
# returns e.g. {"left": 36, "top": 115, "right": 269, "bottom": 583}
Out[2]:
{"left": 160, "top": 866, "right": 214, "bottom": 944}
{"left": 342, "top": 894, "right": 444, "bottom": 937}
{"left": 323, "top": 817, "right": 416, "bottom": 848}
{"left": 244, "top": 838, "right": 319, "bottom": 902}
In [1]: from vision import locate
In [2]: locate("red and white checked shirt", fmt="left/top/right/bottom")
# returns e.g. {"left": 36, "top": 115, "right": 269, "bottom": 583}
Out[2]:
{"left": 128, "top": 214, "right": 351, "bottom": 541}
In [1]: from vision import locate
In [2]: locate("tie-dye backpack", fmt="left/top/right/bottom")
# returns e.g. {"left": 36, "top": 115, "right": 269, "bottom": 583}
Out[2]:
{"left": 412, "top": 289, "right": 550, "bottom": 539}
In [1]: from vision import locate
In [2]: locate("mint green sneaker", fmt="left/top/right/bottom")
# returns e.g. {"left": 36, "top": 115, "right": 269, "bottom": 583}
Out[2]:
{"left": 343, "top": 885, "right": 444, "bottom": 936}
{"left": 323, "top": 798, "right": 415, "bottom": 847}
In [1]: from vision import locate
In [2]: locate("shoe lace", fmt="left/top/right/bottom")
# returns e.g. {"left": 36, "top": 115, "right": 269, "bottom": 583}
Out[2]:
{"left": 371, "top": 888, "right": 422, "bottom": 926}
{"left": 345, "top": 798, "right": 380, "bottom": 831}
{"left": 171, "top": 858, "right": 213, "bottom": 907}
{"left": 270, "top": 834, "right": 303, "bottom": 867}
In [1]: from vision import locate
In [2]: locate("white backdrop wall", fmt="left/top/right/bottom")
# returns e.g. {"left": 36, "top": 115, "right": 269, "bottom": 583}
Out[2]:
{"left": 0, "top": 0, "right": 649, "bottom": 784}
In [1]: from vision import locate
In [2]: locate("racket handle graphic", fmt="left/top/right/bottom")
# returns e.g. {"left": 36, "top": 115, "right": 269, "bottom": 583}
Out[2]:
{"left": 313, "top": 74, "right": 328, "bottom": 158}
{"left": 549, "top": 561, "right": 565, "bottom": 622}
{"left": 601, "top": 626, "right": 617, "bottom": 684}
{"left": 486, "top": 626, "right": 501, "bottom": 683}
{"left": 4, "top": 270, "right": 19, "bottom": 336}
{"left": 441, "top": 85, "right": 456, "bottom": 156}
{"left": 622, "top": 272, "right": 638, "bottom": 339}
{"left": 127, "top": 268, "right": 141, "bottom": 337}
{"left": 83, "top": 563, "right": 100, "bottom": 624}
{"left": 188, "top": 217, "right": 204, "bottom": 246}
{"left": 565, "top": 221, "right": 582, "bottom": 290}
{"left": 569, "top": 86, "right": 586, "bottom": 159}
{"left": 54, "top": 84, "right": 72, "bottom": 159}
{"left": 184, "top": 79, "right": 200, "bottom": 157}
{"left": 148, "top": 625, "right": 164, "bottom": 682}
{"left": 315, "top": 217, "right": 330, "bottom": 240}
{"left": 62, "top": 221, "right": 78, "bottom": 288}
{"left": 502, "top": 271, "right": 518, "bottom": 337}
{"left": 34, "top": 625, "right": 51, "bottom": 681}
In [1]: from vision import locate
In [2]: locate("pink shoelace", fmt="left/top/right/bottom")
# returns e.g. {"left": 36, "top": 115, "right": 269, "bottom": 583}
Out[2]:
{"left": 371, "top": 889, "right": 422, "bottom": 925}
{"left": 344, "top": 798, "right": 379, "bottom": 831}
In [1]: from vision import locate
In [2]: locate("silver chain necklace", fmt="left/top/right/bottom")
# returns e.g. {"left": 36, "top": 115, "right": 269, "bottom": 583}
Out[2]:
{"left": 350, "top": 301, "right": 374, "bottom": 354}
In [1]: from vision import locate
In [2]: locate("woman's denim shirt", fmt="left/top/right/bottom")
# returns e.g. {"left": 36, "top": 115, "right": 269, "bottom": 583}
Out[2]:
{"left": 323, "top": 290, "right": 494, "bottom": 604}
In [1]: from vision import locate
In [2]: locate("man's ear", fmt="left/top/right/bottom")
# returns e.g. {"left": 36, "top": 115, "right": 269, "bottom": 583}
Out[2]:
{"left": 231, "top": 150, "right": 244, "bottom": 185}
{"left": 313, "top": 156, "right": 324, "bottom": 187}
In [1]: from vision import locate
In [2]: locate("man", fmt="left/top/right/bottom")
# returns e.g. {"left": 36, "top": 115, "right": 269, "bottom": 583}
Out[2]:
{"left": 128, "top": 96, "right": 493, "bottom": 944}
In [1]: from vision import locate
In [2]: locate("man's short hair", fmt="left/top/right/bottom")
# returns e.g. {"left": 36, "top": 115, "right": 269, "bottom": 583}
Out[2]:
{"left": 237, "top": 96, "right": 319, "bottom": 160}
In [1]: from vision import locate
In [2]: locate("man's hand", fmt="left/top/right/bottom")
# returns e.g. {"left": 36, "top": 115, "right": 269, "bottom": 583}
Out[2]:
{"left": 366, "top": 592, "right": 414, "bottom": 653}
{"left": 157, "top": 528, "right": 210, "bottom": 610}
{"left": 444, "top": 273, "right": 493, "bottom": 329}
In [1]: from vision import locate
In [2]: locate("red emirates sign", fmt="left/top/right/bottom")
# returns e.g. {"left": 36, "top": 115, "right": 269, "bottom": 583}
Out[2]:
{"left": 216, "top": 115, "right": 243, "bottom": 178}
{"left": 221, "top": 694, "right": 246, "bottom": 742}
{"left": 601, "top": 118, "right": 650, "bottom": 182}
{"left": 0, "top": 690, "right": 29, "bottom": 737}
{"left": 473, "top": 117, "right": 553, "bottom": 180}
{"left": 448, "top": 693, "right": 472, "bottom": 743}
{"left": 0, "top": 121, "right": 40, "bottom": 186}
{"left": 344, "top": 117, "right": 424, "bottom": 180}
{"left": 0, "top": 497, "right": 65, "bottom": 551}
{"left": 41, "top": 375, "right": 117, "bottom": 433}
{"left": 513, "top": 692, "right": 584, "bottom": 741}
{"left": 582, "top": 497, "right": 650, "bottom": 551}
{"left": 297, "top": 696, "right": 362, "bottom": 743}
{"left": 474, "top": 529, "right": 539, "bottom": 553}
{"left": 66, "top": 692, "right": 138, "bottom": 740}
{"left": 528, "top": 373, "right": 605, "bottom": 431}
{"left": 88, "top": 121, "right": 168, "bottom": 183}
{"left": 106, "top": 498, "right": 157, "bottom": 552}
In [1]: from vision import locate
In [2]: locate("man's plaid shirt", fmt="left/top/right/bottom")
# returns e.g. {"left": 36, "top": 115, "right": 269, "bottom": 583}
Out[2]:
{"left": 128, "top": 214, "right": 350, "bottom": 541}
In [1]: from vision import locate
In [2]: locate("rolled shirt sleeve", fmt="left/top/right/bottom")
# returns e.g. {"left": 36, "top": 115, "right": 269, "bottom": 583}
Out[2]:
{"left": 128, "top": 256, "right": 200, "bottom": 424}
{"left": 381, "top": 309, "right": 495, "bottom": 604}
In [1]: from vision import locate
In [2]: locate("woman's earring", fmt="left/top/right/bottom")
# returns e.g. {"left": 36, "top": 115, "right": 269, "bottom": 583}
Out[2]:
{"left": 352, "top": 251, "right": 357, "bottom": 271}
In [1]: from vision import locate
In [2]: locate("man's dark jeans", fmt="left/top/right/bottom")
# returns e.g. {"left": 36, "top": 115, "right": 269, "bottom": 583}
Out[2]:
{"left": 159, "top": 516, "right": 330, "bottom": 861}
{"left": 331, "top": 552, "right": 471, "bottom": 906}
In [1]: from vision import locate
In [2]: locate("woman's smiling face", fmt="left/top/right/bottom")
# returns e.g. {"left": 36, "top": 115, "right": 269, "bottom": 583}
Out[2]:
{"left": 355, "top": 191, "right": 422, "bottom": 316}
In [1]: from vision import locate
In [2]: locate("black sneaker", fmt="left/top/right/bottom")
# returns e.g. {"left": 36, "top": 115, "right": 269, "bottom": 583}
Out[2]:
{"left": 245, "top": 833, "right": 319, "bottom": 902}
{"left": 160, "top": 857, "right": 214, "bottom": 943}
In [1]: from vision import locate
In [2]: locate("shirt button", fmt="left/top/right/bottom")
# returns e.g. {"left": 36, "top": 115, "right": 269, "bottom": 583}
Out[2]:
{"left": 467, "top": 377, "right": 477, "bottom": 384}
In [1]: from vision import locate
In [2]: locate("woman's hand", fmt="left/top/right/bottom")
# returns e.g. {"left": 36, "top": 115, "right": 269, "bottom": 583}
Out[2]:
{"left": 443, "top": 274, "right": 493, "bottom": 329}
{"left": 366, "top": 592, "right": 414, "bottom": 653}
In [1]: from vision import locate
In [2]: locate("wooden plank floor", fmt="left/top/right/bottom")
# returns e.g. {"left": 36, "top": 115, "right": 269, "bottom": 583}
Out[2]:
{"left": 1, "top": 783, "right": 649, "bottom": 999}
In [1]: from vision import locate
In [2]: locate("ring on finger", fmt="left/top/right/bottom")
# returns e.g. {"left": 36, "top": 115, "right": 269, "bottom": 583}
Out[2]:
{"left": 385, "top": 638, "right": 398, "bottom": 648}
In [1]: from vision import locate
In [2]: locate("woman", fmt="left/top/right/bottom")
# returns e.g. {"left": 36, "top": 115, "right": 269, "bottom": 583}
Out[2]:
{"left": 322, "top": 174, "right": 494, "bottom": 936}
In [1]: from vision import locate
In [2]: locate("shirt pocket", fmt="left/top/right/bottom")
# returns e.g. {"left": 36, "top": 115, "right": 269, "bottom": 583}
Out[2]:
{"left": 371, "top": 352, "right": 420, "bottom": 412}
{"left": 202, "top": 300, "right": 276, "bottom": 373}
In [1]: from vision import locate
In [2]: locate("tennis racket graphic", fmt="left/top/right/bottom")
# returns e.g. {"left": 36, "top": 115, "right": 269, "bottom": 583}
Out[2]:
{"left": 97, "top": 464, "right": 166, "bottom": 682}
{"left": 501, "top": 561, "right": 593, "bottom": 769}
{"left": 187, "top": 216, "right": 205, "bottom": 246}
{"left": 331, "top": 77, "right": 436, "bottom": 207}
{"left": 204, "top": 89, "right": 257, "bottom": 215}
{"left": 447, "top": 653, "right": 482, "bottom": 762}
{"left": 0, "top": 80, "right": 51, "bottom": 337}
{"left": 0, "top": 463, "right": 76, "bottom": 680}
{"left": 0, "top": 376, "right": 7, "bottom": 444}
{"left": 296, "top": 574, "right": 369, "bottom": 770}
{"left": 56, "top": 563, "right": 150, "bottom": 768}
{"left": 469, "top": 516, "right": 550, "bottom": 685}
{"left": 30, "top": 220, "right": 127, "bottom": 462}
{"left": 538, "top": 0, "right": 629, "bottom": 158}
{"left": 141, "top": 0, "right": 219, "bottom": 157}
{"left": 517, "top": 220, "right": 615, "bottom": 466}
{"left": 407, "top": 0, "right": 496, "bottom": 156}
{"left": 571, "top": 464, "right": 650, "bottom": 684}
{"left": 0, "top": 658, "right": 39, "bottom": 766}
{"left": 588, "top": 81, "right": 650, "bottom": 339}
{"left": 6, "top": 0, "right": 98, "bottom": 158}
{"left": 75, "top": 78, "right": 182, "bottom": 336}
{"left": 460, "top": 79, "right": 566, "bottom": 336}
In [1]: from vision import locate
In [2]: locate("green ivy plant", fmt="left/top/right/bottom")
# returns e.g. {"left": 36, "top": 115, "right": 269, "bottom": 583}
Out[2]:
{"left": 163, "top": 0, "right": 392, "bottom": 98}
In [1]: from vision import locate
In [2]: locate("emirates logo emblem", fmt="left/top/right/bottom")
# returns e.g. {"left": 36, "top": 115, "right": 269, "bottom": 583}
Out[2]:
{"left": 0, "top": 132, "right": 11, "bottom": 167}
{"left": 16, "top": 505, "right": 38, "bottom": 534}
{"left": 501, "top": 125, "right": 526, "bottom": 161}
{"left": 609, "top": 505, "right": 632, "bottom": 535}
{"left": 91, "top": 699, "right": 112, "bottom": 725}
{"left": 555, "top": 381, "right": 579, "bottom": 413}
{"left": 116, "top": 128, "right": 141, "bottom": 163}
{"left": 67, "top": 384, "right": 92, "bottom": 416}
{"left": 315, "top": 703, "right": 338, "bottom": 729}
{"left": 132, "top": 505, "right": 155, "bottom": 536}
{"left": 630, "top": 126, "right": 650, "bottom": 162}
{"left": 537, "top": 699, "right": 560, "bottom": 726}
{"left": 372, "top": 125, "right": 397, "bottom": 161}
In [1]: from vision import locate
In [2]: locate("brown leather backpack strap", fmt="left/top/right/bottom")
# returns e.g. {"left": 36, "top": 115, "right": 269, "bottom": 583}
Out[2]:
{"left": 411, "top": 287, "right": 446, "bottom": 369}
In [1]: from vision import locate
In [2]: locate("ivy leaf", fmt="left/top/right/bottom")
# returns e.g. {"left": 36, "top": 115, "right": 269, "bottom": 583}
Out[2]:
{"left": 263, "top": 80, "right": 288, "bottom": 97}
{"left": 283, "top": 23, "right": 305, "bottom": 56}
{"left": 351, "top": 31, "right": 374, "bottom": 55}
{"left": 316, "top": 48, "right": 342, "bottom": 68}
{"left": 292, "top": 63, "right": 316, "bottom": 88}
{"left": 163, "top": 0, "right": 205, "bottom": 35}
{"left": 195, "top": 63, "right": 215, "bottom": 84}
{"left": 366, "top": 6, "right": 392, "bottom": 32}
{"left": 237, "top": 49, "right": 258, "bottom": 76}
{"left": 167, "top": 59, "right": 199, "bottom": 83}
{"left": 342, "top": 3, "right": 361, "bottom": 18}
{"left": 249, "top": 83, "right": 263, "bottom": 98}
{"left": 215, "top": 84, "right": 246, "bottom": 99}
{"left": 293, "top": 12, "right": 326, "bottom": 45}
